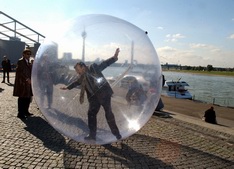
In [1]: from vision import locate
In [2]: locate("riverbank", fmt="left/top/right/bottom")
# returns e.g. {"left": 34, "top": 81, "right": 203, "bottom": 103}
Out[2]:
{"left": 162, "top": 71, "right": 234, "bottom": 108}
{"left": 163, "top": 69, "right": 234, "bottom": 77}
{"left": 160, "top": 95, "right": 234, "bottom": 128}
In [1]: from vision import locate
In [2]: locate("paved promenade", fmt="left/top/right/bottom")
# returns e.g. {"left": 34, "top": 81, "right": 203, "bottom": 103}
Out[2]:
{"left": 0, "top": 74, "right": 234, "bottom": 168}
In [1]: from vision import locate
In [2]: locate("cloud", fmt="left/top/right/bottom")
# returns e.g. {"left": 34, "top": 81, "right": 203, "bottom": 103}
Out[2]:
{"left": 173, "top": 34, "right": 185, "bottom": 39}
{"left": 228, "top": 34, "right": 234, "bottom": 39}
{"left": 190, "top": 43, "right": 209, "bottom": 48}
{"left": 157, "top": 26, "right": 164, "bottom": 30}
{"left": 189, "top": 43, "right": 220, "bottom": 53}
{"left": 157, "top": 46, "right": 193, "bottom": 64}
{"left": 165, "top": 33, "right": 185, "bottom": 42}
{"left": 157, "top": 46, "right": 177, "bottom": 53}
{"left": 156, "top": 45, "right": 233, "bottom": 67}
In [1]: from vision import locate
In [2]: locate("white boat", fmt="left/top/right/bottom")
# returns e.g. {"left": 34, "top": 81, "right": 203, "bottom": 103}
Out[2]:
{"left": 162, "top": 80, "right": 192, "bottom": 99}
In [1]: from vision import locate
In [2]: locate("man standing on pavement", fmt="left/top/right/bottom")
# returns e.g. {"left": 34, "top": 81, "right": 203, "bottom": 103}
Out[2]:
{"left": 1, "top": 55, "right": 11, "bottom": 83}
{"left": 13, "top": 49, "right": 33, "bottom": 120}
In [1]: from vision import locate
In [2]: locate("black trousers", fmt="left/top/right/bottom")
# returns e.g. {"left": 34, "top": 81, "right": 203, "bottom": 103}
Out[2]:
{"left": 2, "top": 71, "right": 10, "bottom": 82}
{"left": 18, "top": 97, "right": 31, "bottom": 117}
{"left": 40, "top": 84, "right": 53, "bottom": 108}
{"left": 88, "top": 95, "right": 120, "bottom": 137}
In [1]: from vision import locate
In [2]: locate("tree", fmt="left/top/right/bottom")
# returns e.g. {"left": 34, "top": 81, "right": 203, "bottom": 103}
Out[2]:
{"left": 207, "top": 64, "right": 213, "bottom": 71}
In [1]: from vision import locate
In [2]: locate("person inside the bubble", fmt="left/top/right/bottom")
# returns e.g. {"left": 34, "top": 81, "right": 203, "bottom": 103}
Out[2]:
{"left": 125, "top": 78, "right": 147, "bottom": 106}
{"left": 60, "top": 48, "right": 122, "bottom": 141}
{"left": 37, "top": 54, "right": 54, "bottom": 109}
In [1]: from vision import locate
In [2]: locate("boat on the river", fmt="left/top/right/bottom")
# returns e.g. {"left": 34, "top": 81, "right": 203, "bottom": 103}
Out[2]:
{"left": 162, "top": 79, "right": 192, "bottom": 99}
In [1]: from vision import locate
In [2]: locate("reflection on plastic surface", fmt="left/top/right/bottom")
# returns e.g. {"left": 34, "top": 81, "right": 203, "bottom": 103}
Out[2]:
{"left": 32, "top": 14, "right": 162, "bottom": 145}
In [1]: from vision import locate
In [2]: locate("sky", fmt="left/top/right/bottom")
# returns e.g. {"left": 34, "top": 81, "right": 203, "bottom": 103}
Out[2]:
{"left": 1, "top": 0, "right": 234, "bottom": 68}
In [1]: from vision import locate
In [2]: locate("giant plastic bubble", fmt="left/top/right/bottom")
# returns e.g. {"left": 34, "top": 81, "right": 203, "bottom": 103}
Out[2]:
{"left": 32, "top": 14, "right": 162, "bottom": 145}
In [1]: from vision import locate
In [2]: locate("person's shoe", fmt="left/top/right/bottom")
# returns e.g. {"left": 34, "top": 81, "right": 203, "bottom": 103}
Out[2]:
{"left": 25, "top": 112, "right": 33, "bottom": 117}
{"left": 116, "top": 134, "right": 122, "bottom": 140}
{"left": 84, "top": 134, "right": 96, "bottom": 140}
{"left": 17, "top": 115, "right": 27, "bottom": 120}
{"left": 1, "top": 81, "right": 5, "bottom": 83}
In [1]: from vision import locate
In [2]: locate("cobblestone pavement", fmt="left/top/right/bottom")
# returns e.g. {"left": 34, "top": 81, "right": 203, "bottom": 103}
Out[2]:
{"left": 0, "top": 76, "right": 234, "bottom": 168}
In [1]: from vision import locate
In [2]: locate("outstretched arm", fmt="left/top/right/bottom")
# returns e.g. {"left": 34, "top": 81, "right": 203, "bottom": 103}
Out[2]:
{"left": 60, "top": 79, "right": 81, "bottom": 90}
{"left": 97, "top": 48, "right": 120, "bottom": 71}
{"left": 113, "top": 48, "right": 120, "bottom": 60}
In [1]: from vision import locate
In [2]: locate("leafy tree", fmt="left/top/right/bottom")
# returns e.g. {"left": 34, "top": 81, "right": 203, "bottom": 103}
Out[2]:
{"left": 198, "top": 66, "right": 204, "bottom": 71}
{"left": 207, "top": 64, "right": 213, "bottom": 71}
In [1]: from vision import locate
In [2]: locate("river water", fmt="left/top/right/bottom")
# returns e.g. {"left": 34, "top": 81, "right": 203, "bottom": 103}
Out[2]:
{"left": 163, "top": 71, "right": 234, "bottom": 107}
{"left": 70, "top": 65, "right": 234, "bottom": 108}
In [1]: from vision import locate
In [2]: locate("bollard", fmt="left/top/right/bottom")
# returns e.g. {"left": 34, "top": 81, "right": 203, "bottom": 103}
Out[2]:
{"left": 192, "top": 95, "right": 195, "bottom": 100}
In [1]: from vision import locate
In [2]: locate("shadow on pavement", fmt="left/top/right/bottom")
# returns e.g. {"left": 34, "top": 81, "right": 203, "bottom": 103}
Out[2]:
{"left": 63, "top": 133, "right": 234, "bottom": 168}
{"left": 63, "top": 134, "right": 174, "bottom": 168}
{"left": 47, "top": 108, "right": 89, "bottom": 134}
{"left": 214, "top": 123, "right": 229, "bottom": 127}
{"left": 154, "top": 110, "right": 173, "bottom": 118}
{"left": 23, "top": 116, "right": 67, "bottom": 153}
{"left": 6, "top": 82, "right": 14, "bottom": 87}
{"left": 0, "top": 88, "right": 4, "bottom": 92}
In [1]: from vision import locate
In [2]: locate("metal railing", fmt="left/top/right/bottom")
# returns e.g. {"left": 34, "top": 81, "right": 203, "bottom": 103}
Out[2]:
{"left": 192, "top": 95, "right": 234, "bottom": 108}
{"left": 0, "top": 11, "right": 45, "bottom": 47}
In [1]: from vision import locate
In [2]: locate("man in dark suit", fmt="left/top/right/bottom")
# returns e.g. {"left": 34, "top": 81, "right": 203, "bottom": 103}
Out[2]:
{"left": 61, "top": 48, "right": 122, "bottom": 140}
{"left": 1, "top": 55, "right": 11, "bottom": 83}
{"left": 13, "top": 49, "right": 33, "bottom": 120}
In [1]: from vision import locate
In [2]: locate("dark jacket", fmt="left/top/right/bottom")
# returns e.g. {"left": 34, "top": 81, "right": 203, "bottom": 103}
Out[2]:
{"left": 2, "top": 59, "right": 11, "bottom": 72}
{"left": 13, "top": 57, "right": 33, "bottom": 97}
{"left": 67, "top": 56, "right": 117, "bottom": 101}
{"left": 204, "top": 108, "right": 217, "bottom": 124}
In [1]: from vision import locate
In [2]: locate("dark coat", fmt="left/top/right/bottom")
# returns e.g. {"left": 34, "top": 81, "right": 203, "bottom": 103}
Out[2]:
{"left": 204, "top": 108, "right": 217, "bottom": 124}
{"left": 1, "top": 59, "right": 11, "bottom": 72}
{"left": 13, "top": 57, "right": 33, "bottom": 97}
{"left": 67, "top": 56, "right": 117, "bottom": 101}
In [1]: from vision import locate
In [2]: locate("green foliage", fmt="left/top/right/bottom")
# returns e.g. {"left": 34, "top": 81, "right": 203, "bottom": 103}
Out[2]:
{"left": 165, "top": 69, "right": 234, "bottom": 77}
{"left": 207, "top": 65, "right": 214, "bottom": 71}
{"left": 161, "top": 64, "right": 234, "bottom": 76}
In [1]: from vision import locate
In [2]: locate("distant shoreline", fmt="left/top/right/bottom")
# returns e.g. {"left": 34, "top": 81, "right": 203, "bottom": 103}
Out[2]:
{"left": 162, "top": 69, "right": 234, "bottom": 77}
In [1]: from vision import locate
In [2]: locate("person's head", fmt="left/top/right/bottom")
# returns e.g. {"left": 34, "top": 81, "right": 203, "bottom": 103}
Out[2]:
{"left": 22, "top": 49, "right": 32, "bottom": 60}
{"left": 210, "top": 106, "right": 214, "bottom": 110}
{"left": 74, "top": 62, "right": 87, "bottom": 75}
{"left": 3, "top": 56, "right": 7, "bottom": 60}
